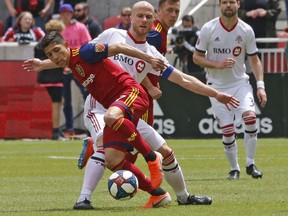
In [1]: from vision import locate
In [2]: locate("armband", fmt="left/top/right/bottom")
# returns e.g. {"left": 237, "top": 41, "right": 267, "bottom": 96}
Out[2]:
{"left": 161, "top": 66, "right": 174, "bottom": 79}
{"left": 256, "top": 80, "right": 265, "bottom": 89}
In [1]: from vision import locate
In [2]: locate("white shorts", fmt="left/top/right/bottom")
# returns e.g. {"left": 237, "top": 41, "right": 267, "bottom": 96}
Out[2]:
{"left": 83, "top": 95, "right": 165, "bottom": 152}
{"left": 209, "top": 80, "right": 255, "bottom": 127}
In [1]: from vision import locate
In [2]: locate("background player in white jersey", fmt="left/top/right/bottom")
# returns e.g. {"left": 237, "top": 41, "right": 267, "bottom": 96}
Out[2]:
{"left": 73, "top": 1, "right": 239, "bottom": 209}
{"left": 193, "top": 0, "right": 267, "bottom": 180}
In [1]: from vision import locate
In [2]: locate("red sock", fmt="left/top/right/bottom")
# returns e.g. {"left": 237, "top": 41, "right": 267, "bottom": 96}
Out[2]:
{"left": 121, "top": 160, "right": 153, "bottom": 194}
{"left": 110, "top": 117, "right": 152, "bottom": 157}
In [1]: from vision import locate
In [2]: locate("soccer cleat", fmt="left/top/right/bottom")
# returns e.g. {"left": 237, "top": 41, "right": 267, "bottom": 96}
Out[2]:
{"left": 227, "top": 170, "right": 240, "bottom": 180}
{"left": 148, "top": 154, "right": 163, "bottom": 189}
{"left": 177, "top": 195, "right": 212, "bottom": 205}
{"left": 246, "top": 164, "right": 263, "bottom": 179}
{"left": 78, "top": 137, "right": 94, "bottom": 169}
{"left": 143, "top": 192, "right": 171, "bottom": 208}
{"left": 73, "top": 199, "right": 94, "bottom": 210}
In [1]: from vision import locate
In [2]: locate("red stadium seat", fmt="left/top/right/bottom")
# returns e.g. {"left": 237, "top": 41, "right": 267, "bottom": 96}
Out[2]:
{"left": 103, "top": 15, "right": 121, "bottom": 30}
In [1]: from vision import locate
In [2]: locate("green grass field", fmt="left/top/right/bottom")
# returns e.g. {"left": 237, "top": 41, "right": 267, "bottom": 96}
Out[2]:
{"left": 0, "top": 138, "right": 287, "bottom": 216}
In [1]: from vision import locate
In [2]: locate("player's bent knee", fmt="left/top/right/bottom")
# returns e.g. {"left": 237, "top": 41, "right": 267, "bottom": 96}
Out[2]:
{"left": 104, "top": 106, "right": 124, "bottom": 126}
{"left": 243, "top": 113, "right": 257, "bottom": 134}
{"left": 104, "top": 148, "right": 126, "bottom": 171}
{"left": 157, "top": 143, "right": 172, "bottom": 158}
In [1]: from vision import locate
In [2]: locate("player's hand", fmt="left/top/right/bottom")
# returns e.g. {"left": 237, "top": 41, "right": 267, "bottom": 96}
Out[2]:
{"left": 218, "top": 58, "right": 236, "bottom": 69}
{"left": 148, "top": 56, "right": 167, "bottom": 71}
{"left": 257, "top": 88, "right": 267, "bottom": 108}
{"left": 148, "top": 85, "right": 162, "bottom": 100}
{"left": 22, "top": 58, "right": 43, "bottom": 72}
{"left": 215, "top": 92, "right": 240, "bottom": 111}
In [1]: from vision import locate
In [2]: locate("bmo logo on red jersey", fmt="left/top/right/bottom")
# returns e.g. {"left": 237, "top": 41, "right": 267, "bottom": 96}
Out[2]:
{"left": 135, "top": 60, "right": 146, "bottom": 73}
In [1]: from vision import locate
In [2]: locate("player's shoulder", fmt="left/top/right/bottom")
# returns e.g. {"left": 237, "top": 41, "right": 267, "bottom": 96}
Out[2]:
{"left": 206, "top": 17, "right": 219, "bottom": 25}
{"left": 147, "top": 42, "right": 160, "bottom": 54}
{"left": 237, "top": 18, "right": 254, "bottom": 31}
{"left": 201, "top": 17, "right": 219, "bottom": 31}
{"left": 103, "top": 28, "right": 127, "bottom": 37}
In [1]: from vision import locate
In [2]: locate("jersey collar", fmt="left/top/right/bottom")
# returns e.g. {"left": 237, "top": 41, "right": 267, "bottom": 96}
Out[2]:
{"left": 127, "top": 31, "right": 146, "bottom": 44}
{"left": 219, "top": 17, "right": 238, "bottom": 32}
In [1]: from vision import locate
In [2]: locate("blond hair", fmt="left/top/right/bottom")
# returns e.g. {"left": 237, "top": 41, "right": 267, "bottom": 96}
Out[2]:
{"left": 45, "top": 19, "right": 65, "bottom": 33}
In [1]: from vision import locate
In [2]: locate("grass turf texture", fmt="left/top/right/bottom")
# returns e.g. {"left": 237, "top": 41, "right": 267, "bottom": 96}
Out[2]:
{"left": 0, "top": 138, "right": 287, "bottom": 216}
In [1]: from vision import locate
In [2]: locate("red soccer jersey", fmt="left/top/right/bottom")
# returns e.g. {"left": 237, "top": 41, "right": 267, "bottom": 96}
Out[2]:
{"left": 143, "top": 19, "right": 168, "bottom": 125}
{"left": 68, "top": 46, "right": 148, "bottom": 113}
{"left": 147, "top": 19, "right": 168, "bottom": 55}
{"left": 146, "top": 19, "right": 168, "bottom": 86}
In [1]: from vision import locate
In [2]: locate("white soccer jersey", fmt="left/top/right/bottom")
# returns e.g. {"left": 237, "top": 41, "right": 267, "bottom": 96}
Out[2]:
{"left": 91, "top": 28, "right": 171, "bottom": 83}
{"left": 196, "top": 17, "right": 258, "bottom": 88}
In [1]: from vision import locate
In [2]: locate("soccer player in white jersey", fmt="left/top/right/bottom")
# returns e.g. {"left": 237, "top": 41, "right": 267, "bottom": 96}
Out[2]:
{"left": 72, "top": 1, "right": 239, "bottom": 209}
{"left": 193, "top": 0, "right": 267, "bottom": 180}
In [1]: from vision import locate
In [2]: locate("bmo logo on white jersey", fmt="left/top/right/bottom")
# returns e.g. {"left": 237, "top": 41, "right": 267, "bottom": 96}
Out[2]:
{"left": 198, "top": 105, "right": 273, "bottom": 134}
{"left": 136, "top": 60, "right": 146, "bottom": 73}
{"left": 213, "top": 48, "right": 231, "bottom": 54}
{"left": 113, "top": 54, "right": 134, "bottom": 65}
{"left": 233, "top": 46, "right": 242, "bottom": 57}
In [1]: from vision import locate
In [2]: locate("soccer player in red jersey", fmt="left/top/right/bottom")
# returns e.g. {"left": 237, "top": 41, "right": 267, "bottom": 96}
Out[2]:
{"left": 143, "top": 0, "right": 180, "bottom": 125}
{"left": 38, "top": 31, "right": 171, "bottom": 207}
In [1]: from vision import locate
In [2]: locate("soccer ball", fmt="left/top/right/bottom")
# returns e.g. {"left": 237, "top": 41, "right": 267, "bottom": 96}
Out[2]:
{"left": 108, "top": 170, "right": 138, "bottom": 200}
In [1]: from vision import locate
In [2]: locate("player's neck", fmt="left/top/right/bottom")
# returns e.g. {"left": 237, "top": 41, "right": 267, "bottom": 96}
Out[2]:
{"left": 128, "top": 29, "right": 146, "bottom": 42}
{"left": 220, "top": 16, "right": 238, "bottom": 30}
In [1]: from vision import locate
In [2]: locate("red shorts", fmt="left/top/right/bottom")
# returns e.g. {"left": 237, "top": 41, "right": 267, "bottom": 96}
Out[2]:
{"left": 103, "top": 86, "right": 149, "bottom": 152}
{"left": 111, "top": 86, "right": 149, "bottom": 125}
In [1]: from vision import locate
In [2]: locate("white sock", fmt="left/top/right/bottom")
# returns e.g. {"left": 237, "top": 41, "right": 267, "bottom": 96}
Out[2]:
{"left": 162, "top": 151, "right": 189, "bottom": 203}
{"left": 224, "top": 142, "right": 240, "bottom": 171}
{"left": 77, "top": 147, "right": 106, "bottom": 203}
{"left": 244, "top": 132, "right": 257, "bottom": 166}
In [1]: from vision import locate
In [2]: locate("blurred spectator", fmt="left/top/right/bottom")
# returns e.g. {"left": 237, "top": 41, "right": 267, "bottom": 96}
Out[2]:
{"left": 171, "top": 15, "right": 204, "bottom": 74}
{"left": 4, "top": 0, "right": 54, "bottom": 32}
{"left": 52, "top": 0, "right": 87, "bottom": 19}
{"left": 2, "top": 11, "right": 44, "bottom": 43}
{"left": 74, "top": 2, "right": 102, "bottom": 38}
{"left": 238, "top": 0, "right": 281, "bottom": 48}
{"left": 59, "top": 3, "right": 90, "bottom": 137}
{"left": 117, "top": 7, "right": 131, "bottom": 30}
{"left": 34, "top": 19, "right": 65, "bottom": 140}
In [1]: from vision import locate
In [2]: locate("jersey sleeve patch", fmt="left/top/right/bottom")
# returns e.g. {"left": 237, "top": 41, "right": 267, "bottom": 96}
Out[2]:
{"left": 79, "top": 43, "right": 108, "bottom": 64}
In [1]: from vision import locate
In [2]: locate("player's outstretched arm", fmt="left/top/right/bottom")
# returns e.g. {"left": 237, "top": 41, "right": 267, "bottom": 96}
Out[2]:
{"left": 167, "top": 68, "right": 239, "bottom": 109}
{"left": 22, "top": 58, "right": 58, "bottom": 72}
{"left": 107, "top": 43, "right": 167, "bottom": 71}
